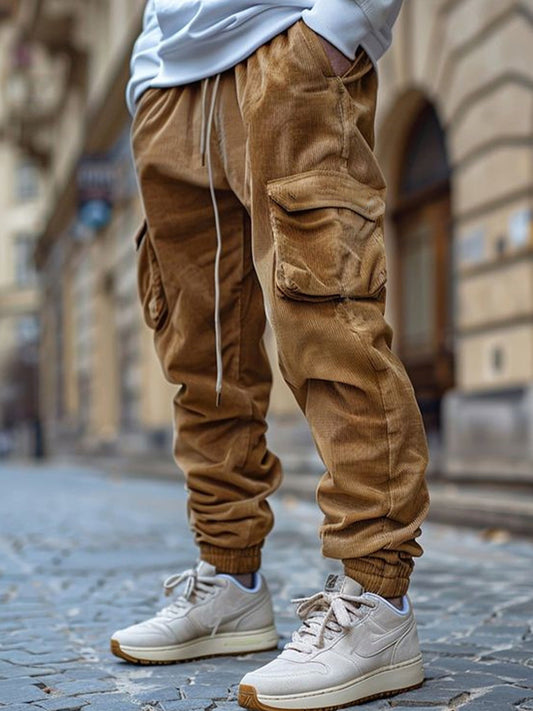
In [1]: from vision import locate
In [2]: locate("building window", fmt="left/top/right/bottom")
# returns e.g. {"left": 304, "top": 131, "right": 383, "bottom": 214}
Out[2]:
{"left": 14, "top": 233, "right": 37, "bottom": 287}
{"left": 15, "top": 157, "right": 39, "bottom": 202}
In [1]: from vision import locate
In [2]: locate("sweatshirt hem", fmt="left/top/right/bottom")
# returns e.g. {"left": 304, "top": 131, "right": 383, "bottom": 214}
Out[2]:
{"left": 127, "top": 1, "right": 402, "bottom": 115}
{"left": 301, "top": 0, "right": 371, "bottom": 60}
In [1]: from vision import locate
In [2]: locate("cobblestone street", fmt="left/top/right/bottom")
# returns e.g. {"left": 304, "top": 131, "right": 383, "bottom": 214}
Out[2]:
{"left": 1, "top": 461, "right": 532, "bottom": 710}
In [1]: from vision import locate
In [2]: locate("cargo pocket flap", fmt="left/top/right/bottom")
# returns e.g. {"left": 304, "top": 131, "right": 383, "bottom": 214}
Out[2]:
{"left": 267, "top": 170, "right": 387, "bottom": 300}
{"left": 267, "top": 170, "right": 385, "bottom": 221}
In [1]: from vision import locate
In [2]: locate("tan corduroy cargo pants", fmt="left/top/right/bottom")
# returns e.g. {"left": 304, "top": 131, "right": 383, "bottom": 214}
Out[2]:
{"left": 132, "top": 21, "right": 430, "bottom": 598}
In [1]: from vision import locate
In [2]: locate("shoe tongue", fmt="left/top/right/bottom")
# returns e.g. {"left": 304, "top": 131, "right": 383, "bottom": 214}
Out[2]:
{"left": 324, "top": 573, "right": 363, "bottom": 596}
{"left": 197, "top": 560, "right": 217, "bottom": 577}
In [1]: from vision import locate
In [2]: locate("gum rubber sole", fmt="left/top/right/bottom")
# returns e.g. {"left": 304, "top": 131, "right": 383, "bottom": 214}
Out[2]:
{"left": 110, "top": 633, "right": 279, "bottom": 666}
{"left": 237, "top": 680, "right": 424, "bottom": 711}
{"left": 111, "top": 639, "right": 176, "bottom": 665}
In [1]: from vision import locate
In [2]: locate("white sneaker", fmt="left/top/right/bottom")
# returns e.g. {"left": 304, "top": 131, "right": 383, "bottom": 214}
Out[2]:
{"left": 238, "top": 574, "right": 424, "bottom": 710}
{"left": 111, "top": 561, "right": 278, "bottom": 664}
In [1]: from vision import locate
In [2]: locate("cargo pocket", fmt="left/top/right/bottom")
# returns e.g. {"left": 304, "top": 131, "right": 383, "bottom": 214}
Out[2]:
{"left": 134, "top": 221, "right": 168, "bottom": 330}
{"left": 267, "top": 170, "right": 387, "bottom": 301}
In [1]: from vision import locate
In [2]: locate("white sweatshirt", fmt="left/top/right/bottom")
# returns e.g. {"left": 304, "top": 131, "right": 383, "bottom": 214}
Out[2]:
{"left": 127, "top": 0, "right": 403, "bottom": 115}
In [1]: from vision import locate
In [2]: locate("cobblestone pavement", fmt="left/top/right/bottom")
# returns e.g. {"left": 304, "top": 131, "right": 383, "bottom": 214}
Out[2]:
{"left": 1, "top": 461, "right": 533, "bottom": 711}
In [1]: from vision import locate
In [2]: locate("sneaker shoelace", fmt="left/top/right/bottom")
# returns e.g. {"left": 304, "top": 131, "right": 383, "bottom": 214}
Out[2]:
{"left": 155, "top": 567, "right": 224, "bottom": 621}
{"left": 287, "top": 590, "right": 377, "bottom": 654}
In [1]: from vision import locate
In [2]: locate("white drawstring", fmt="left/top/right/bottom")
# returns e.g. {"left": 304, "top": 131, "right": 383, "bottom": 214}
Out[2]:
{"left": 200, "top": 75, "right": 223, "bottom": 406}
{"left": 200, "top": 78, "right": 209, "bottom": 165}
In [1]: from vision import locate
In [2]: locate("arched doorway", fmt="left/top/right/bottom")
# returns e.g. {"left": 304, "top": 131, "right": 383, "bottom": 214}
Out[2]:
{"left": 393, "top": 102, "right": 454, "bottom": 434}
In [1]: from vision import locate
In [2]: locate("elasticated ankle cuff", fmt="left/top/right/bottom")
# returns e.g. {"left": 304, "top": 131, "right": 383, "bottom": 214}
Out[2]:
{"left": 200, "top": 543, "right": 262, "bottom": 574}
{"left": 343, "top": 557, "right": 413, "bottom": 598}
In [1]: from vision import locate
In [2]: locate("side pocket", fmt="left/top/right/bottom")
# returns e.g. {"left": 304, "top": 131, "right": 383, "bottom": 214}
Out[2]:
{"left": 267, "top": 170, "right": 387, "bottom": 301}
{"left": 297, "top": 21, "right": 373, "bottom": 81}
{"left": 134, "top": 220, "right": 169, "bottom": 330}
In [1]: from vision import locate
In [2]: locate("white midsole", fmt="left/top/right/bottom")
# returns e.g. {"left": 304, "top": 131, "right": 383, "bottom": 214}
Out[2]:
{"left": 253, "top": 655, "right": 424, "bottom": 710}
{"left": 117, "top": 625, "right": 278, "bottom": 662}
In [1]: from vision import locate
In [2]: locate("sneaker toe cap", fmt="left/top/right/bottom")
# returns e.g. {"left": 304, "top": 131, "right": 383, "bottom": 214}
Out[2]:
{"left": 111, "top": 621, "right": 174, "bottom": 647}
{"left": 241, "top": 658, "right": 327, "bottom": 695}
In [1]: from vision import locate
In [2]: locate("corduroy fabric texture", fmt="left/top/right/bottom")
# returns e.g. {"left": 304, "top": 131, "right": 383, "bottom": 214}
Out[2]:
{"left": 131, "top": 20, "right": 430, "bottom": 598}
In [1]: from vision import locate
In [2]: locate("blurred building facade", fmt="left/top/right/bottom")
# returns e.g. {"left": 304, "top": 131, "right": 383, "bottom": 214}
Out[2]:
{"left": 2, "top": 0, "right": 533, "bottom": 480}
{"left": 0, "top": 0, "right": 177, "bottom": 457}
{"left": 0, "top": 15, "right": 43, "bottom": 456}
{"left": 377, "top": 0, "right": 533, "bottom": 480}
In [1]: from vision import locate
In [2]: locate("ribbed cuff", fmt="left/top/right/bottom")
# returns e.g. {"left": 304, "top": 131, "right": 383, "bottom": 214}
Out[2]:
{"left": 200, "top": 543, "right": 262, "bottom": 574}
{"left": 343, "top": 556, "right": 413, "bottom": 598}
{"left": 302, "top": 0, "right": 372, "bottom": 59}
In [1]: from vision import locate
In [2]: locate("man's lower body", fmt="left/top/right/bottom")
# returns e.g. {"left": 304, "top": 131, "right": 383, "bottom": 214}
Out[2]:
{"left": 112, "top": 21, "right": 430, "bottom": 709}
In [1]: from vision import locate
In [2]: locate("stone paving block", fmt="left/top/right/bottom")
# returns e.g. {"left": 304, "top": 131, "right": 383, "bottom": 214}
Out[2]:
{"left": 76, "top": 693, "right": 142, "bottom": 710}
{"left": 127, "top": 666, "right": 181, "bottom": 684}
{"left": 2, "top": 464, "right": 533, "bottom": 711}
{"left": 26, "top": 643, "right": 66, "bottom": 655}
{"left": 52, "top": 679, "right": 117, "bottom": 696}
{"left": 0, "top": 650, "right": 83, "bottom": 666}
{"left": 33, "top": 698, "right": 89, "bottom": 711}
{"left": 160, "top": 701, "right": 209, "bottom": 711}
{"left": 0, "top": 677, "right": 50, "bottom": 704}
{"left": 420, "top": 642, "right": 488, "bottom": 657}
{"left": 419, "top": 627, "right": 450, "bottom": 643}
{"left": 423, "top": 664, "right": 453, "bottom": 681}
{"left": 55, "top": 665, "right": 113, "bottom": 680}
{"left": 226, "top": 687, "right": 239, "bottom": 702}
{"left": 451, "top": 685, "right": 533, "bottom": 711}
{"left": 482, "top": 648, "right": 533, "bottom": 664}
{"left": 444, "top": 701, "right": 504, "bottom": 710}
{"left": 180, "top": 682, "right": 227, "bottom": 700}
{"left": 443, "top": 671, "right": 503, "bottom": 689}
{"left": 133, "top": 686, "right": 181, "bottom": 704}
{"left": 471, "top": 632, "right": 526, "bottom": 649}
{"left": 347, "top": 701, "right": 390, "bottom": 710}
{"left": 519, "top": 643, "right": 533, "bottom": 657}
{"left": 499, "top": 600, "right": 533, "bottom": 618}
{"left": 392, "top": 679, "right": 471, "bottom": 706}
{"left": 0, "top": 641, "right": 27, "bottom": 652}
{"left": 0, "top": 660, "right": 56, "bottom": 679}
{"left": 476, "top": 684, "right": 533, "bottom": 706}
{"left": 428, "top": 657, "right": 484, "bottom": 674}
{"left": 474, "top": 623, "right": 528, "bottom": 637}
{"left": 31, "top": 674, "right": 71, "bottom": 688}
{"left": 477, "top": 660, "right": 533, "bottom": 685}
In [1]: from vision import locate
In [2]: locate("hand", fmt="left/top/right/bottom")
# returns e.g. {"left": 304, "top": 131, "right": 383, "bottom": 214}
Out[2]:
{"left": 317, "top": 36, "right": 353, "bottom": 76}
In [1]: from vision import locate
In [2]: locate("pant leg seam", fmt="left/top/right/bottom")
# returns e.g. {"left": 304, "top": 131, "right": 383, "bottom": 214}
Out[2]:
{"left": 338, "top": 302, "right": 394, "bottom": 547}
